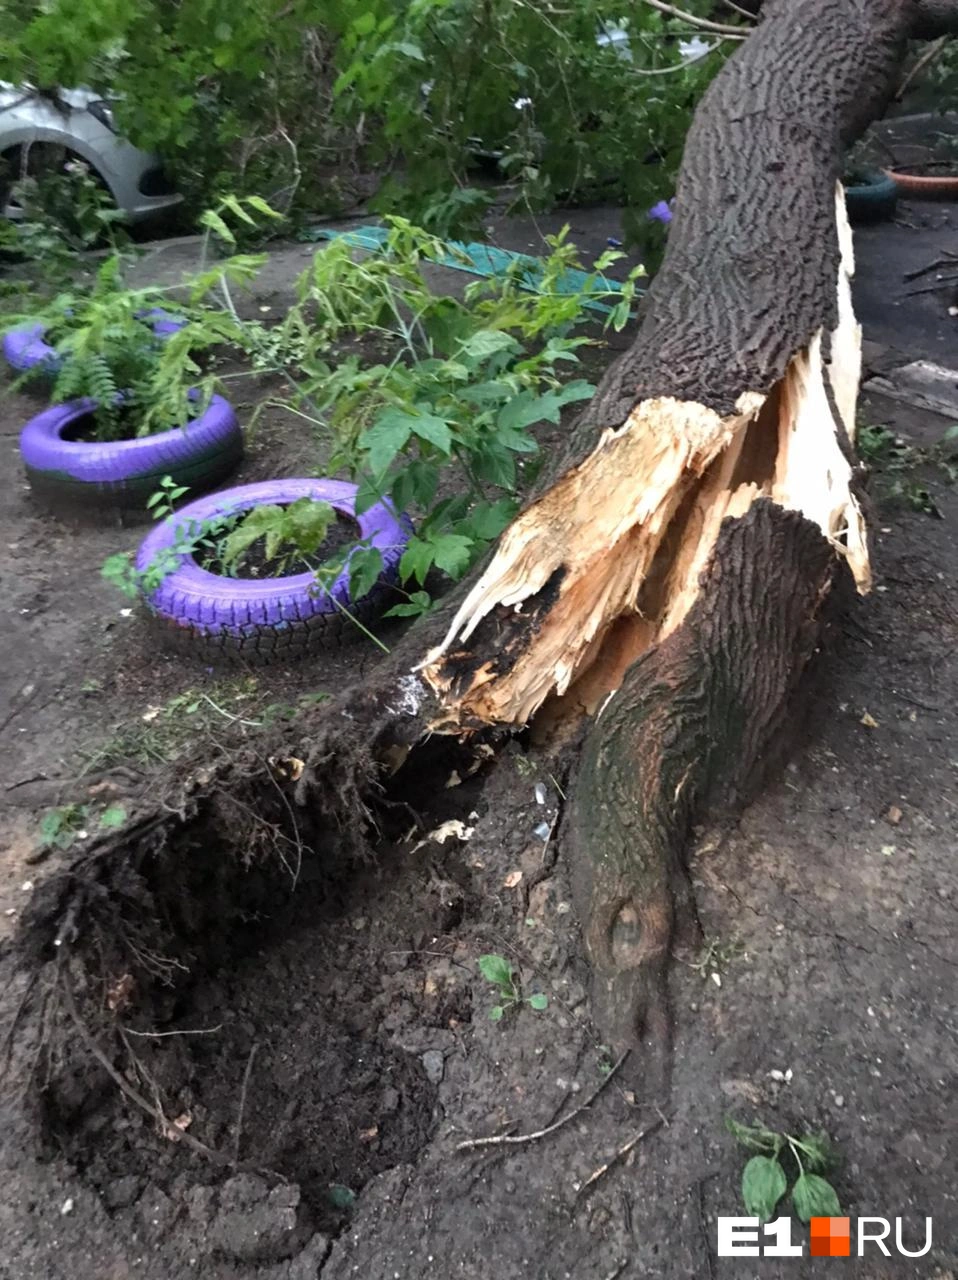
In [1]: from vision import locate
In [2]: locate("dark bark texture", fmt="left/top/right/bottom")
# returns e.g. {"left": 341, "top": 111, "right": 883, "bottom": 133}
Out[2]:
{"left": 567, "top": 502, "right": 841, "bottom": 1058}
{"left": 910, "top": 0, "right": 958, "bottom": 35}
{"left": 547, "top": 0, "right": 913, "bottom": 478}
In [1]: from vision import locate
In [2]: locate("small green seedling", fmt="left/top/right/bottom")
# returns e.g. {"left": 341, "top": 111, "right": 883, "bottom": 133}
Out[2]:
{"left": 146, "top": 475, "right": 190, "bottom": 520}
{"left": 37, "top": 802, "right": 127, "bottom": 852}
{"left": 38, "top": 803, "right": 90, "bottom": 851}
{"left": 478, "top": 953, "right": 548, "bottom": 1021}
{"left": 727, "top": 1117, "right": 841, "bottom": 1224}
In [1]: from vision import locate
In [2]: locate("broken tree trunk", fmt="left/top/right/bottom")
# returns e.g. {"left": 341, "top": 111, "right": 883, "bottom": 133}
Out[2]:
{"left": 18, "top": 0, "right": 956, "bottom": 1074}
{"left": 410, "top": 0, "right": 905, "bottom": 1050}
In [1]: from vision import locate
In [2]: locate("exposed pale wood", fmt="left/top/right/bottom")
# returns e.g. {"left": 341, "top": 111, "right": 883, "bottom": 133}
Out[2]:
{"left": 419, "top": 392, "right": 766, "bottom": 727}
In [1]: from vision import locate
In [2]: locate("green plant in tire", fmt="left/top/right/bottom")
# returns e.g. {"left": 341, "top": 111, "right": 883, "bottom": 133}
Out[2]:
{"left": 7, "top": 255, "right": 238, "bottom": 440}
{"left": 216, "top": 497, "right": 338, "bottom": 578}
{"left": 102, "top": 475, "right": 241, "bottom": 598}
{"left": 104, "top": 482, "right": 365, "bottom": 605}
{"left": 5, "top": 193, "right": 281, "bottom": 440}
{"left": 727, "top": 1117, "right": 842, "bottom": 1224}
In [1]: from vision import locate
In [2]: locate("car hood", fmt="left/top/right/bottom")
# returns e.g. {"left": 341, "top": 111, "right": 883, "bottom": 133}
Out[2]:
{"left": 0, "top": 83, "right": 101, "bottom": 113}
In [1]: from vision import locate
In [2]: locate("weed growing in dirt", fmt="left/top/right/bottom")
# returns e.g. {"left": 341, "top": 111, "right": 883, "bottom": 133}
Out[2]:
{"left": 37, "top": 801, "right": 126, "bottom": 853}
{"left": 478, "top": 953, "right": 548, "bottom": 1021}
{"left": 684, "top": 935, "right": 744, "bottom": 986}
{"left": 727, "top": 1117, "right": 841, "bottom": 1224}
{"left": 75, "top": 679, "right": 328, "bottom": 777}
{"left": 858, "top": 421, "right": 958, "bottom": 516}
{"left": 145, "top": 476, "right": 190, "bottom": 520}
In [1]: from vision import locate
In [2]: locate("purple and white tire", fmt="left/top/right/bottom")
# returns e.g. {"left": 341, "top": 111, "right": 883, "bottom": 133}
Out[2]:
{"left": 135, "top": 478, "right": 412, "bottom": 664}
{"left": 19, "top": 394, "right": 243, "bottom": 517}
{"left": 2, "top": 308, "right": 186, "bottom": 376}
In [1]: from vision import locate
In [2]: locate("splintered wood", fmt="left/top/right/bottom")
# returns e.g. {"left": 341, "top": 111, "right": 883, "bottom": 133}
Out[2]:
{"left": 420, "top": 185, "right": 869, "bottom": 730}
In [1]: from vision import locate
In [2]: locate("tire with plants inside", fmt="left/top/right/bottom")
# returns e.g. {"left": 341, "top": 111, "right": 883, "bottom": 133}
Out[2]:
{"left": 19, "top": 394, "right": 243, "bottom": 515}
{"left": 135, "top": 478, "right": 412, "bottom": 664}
{"left": 2, "top": 308, "right": 185, "bottom": 376}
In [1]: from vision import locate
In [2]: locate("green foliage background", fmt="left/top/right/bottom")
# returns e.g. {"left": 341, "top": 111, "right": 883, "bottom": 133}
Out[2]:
{"left": 0, "top": 0, "right": 738, "bottom": 238}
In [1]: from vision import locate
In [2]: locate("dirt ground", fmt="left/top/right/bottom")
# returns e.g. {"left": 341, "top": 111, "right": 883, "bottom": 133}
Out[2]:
{"left": 0, "top": 195, "right": 956, "bottom": 1280}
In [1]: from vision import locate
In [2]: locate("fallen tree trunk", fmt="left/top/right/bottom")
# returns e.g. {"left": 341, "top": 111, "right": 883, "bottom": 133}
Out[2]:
{"left": 15, "top": 0, "right": 958, "bottom": 1076}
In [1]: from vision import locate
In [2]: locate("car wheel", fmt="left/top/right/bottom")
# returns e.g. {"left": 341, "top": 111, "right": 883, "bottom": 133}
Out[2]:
{"left": 1, "top": 142, "right": 112, "bottom": 227}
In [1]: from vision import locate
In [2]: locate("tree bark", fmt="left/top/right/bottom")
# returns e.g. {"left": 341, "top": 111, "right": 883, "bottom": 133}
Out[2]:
{"left": 18, "top": 0, "right": 955, "bottom": 1067}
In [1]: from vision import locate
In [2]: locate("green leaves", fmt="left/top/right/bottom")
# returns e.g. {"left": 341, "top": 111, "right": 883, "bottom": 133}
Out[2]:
{"left": 497, "top": 380, "right": 594, "bottom": 434}
{"left": 457, "top": 328, "right": 518, "bottom": 364}
{"left": 400, "top": 532, "right": 473, "bottom": 586}
{"left": 408, "top": 412, "right": 453, "bottom": 454}
{"left": 347, "top": 546, "right": 384, "bottom": 602}
{"left": 99, "top": 805, "right": 128, "bottom": 830}
{"left": 1, "top": 0, "right": 730, "bottom": 254}
{"left": 361, "top": 407, "right": 453, "bottom": 473}
{"left": 221, "top": 504, "right": 287, "bottom": 567}
{"left": 728, "top": 1117, "right": 842, "bottom": 1225}
{"left": 199, "top": 209, "right": 236, "bottom": 246}
{"left": 384, "top": 590, "right": 432, "bottom": 620}
{"left": 101, "top": 551, "right": 140, "bottom": 600}
{"left": 792, "top": 1174, "right": 841, "bottom": 1223}
{"left": 742, "top": 1156, "right": 787, "bottom": 1223}
{"left": 427, "top": 533, "right": 473, "bottom": 578}
{"left": 287, "top": 498, "right": 336, "bottom": 557}
{"left": 478, "top": 954, "right": 548, "bottom": 1021}
{"left": 220, "top": 498, "right": 335, "bottom": 575}
{"left": 479, "top": 954, "right": 514, "bottom": 989}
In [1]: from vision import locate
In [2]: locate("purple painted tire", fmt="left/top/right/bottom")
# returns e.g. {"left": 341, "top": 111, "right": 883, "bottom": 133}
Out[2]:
{"left": 2, "top": 308, "right": 185, "bottom": 376}
{"left": 1, "top": 322, "right": 57, "bottom": 376}
{"left": 19, "top": 394, "right": 243, "bottom": 518}
{"left": 135, "top": 479, "right": 412, "bottom": 664}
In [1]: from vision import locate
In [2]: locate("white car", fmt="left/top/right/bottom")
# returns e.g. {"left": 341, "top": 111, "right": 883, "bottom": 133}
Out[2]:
{"left": 0, "top": 84, "right": 182, "bottom": 224}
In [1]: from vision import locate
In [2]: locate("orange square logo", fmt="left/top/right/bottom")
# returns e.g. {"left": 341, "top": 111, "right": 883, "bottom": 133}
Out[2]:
{"left": 810, "top": 1217, "right": 851, "bottom": 1257}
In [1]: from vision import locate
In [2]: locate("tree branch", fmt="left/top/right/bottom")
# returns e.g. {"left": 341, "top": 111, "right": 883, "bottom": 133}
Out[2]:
{"left": 896, "top": 34, "right": 950, "bottom": 97}
{"left": 721, "top": 0, "right": 759, "bottom": 19}
{"left": 640, "top": 0, "right": 750, "bottom": 37}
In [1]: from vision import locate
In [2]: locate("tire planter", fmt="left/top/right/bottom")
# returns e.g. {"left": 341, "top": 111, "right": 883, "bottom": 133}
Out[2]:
{"left": 2, "top": 308, "right": 185, "bottom": 376}
{"left": 883, "top": 168, "right": 958, "bottom": 200}
{"left": 135, "top": 479, "right": 412, "bottom": 664}
{"left": 843, "top": 170, "right": 899, "bottom": 224}
{"left": 19, "top": 394, "right": 243, "bottom": 517}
